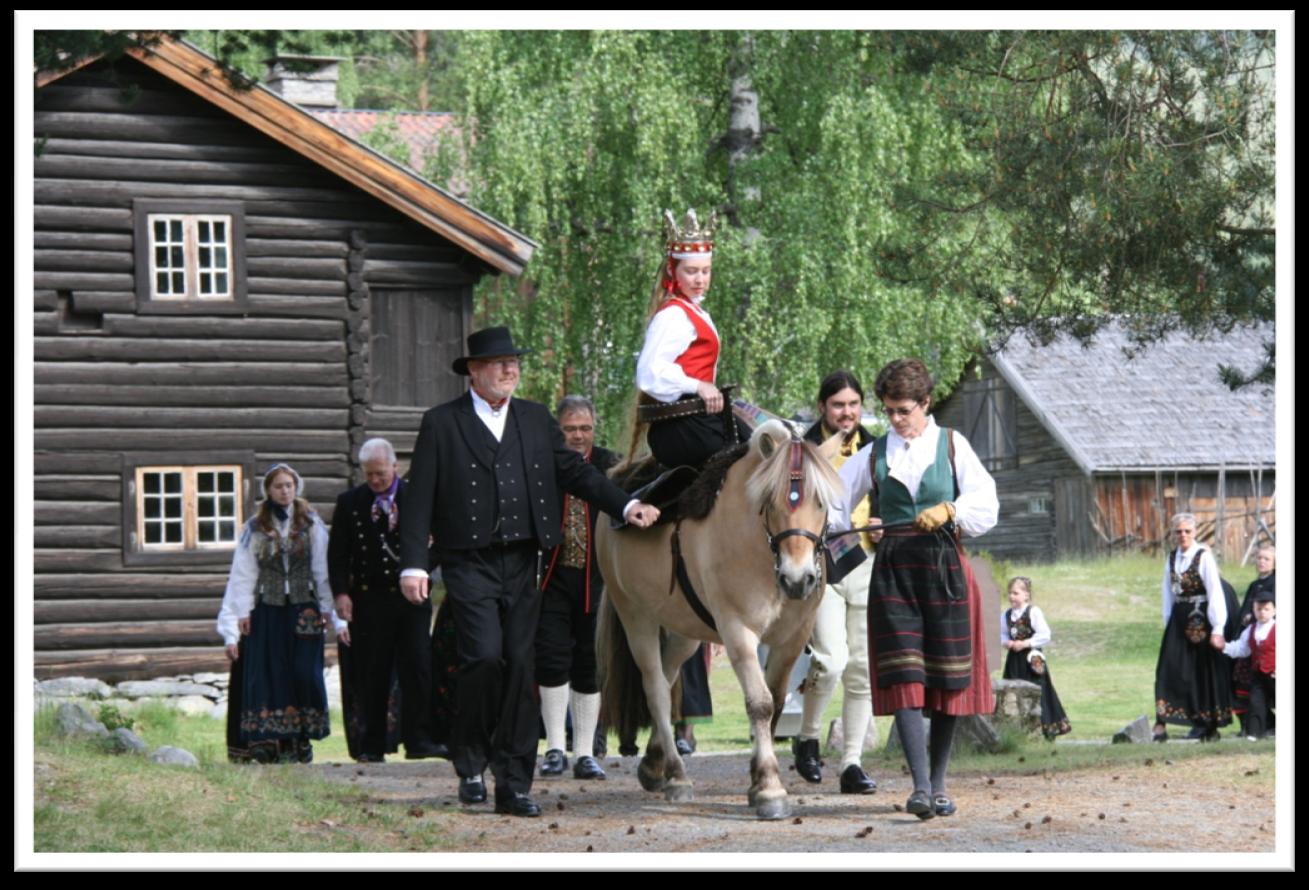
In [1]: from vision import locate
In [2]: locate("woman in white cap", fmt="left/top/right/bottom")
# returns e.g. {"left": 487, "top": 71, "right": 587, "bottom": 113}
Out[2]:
{"left": 217, "top": 463, "right": 340, "bottom": 763}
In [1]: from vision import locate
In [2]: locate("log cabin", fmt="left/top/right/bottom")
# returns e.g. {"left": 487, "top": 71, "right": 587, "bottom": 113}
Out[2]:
{"left": 33, "top": 37, "right": 535, "bottom": 680}
{"left": 935, "top": 321, "right": 1276, "bottom": 565}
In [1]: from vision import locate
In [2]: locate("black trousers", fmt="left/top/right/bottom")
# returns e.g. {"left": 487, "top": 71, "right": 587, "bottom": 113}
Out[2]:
{"left": 352, "top": 588, "right": 436, "bottom": 756}
{"left": 536, "top": 565, "right": 600, "bottom": 693}
{"left": 1247, "top": 670, "right": 1275, "bottom": 738}
{"left": 439, "top": 541, "right": 541, "bottom": 795}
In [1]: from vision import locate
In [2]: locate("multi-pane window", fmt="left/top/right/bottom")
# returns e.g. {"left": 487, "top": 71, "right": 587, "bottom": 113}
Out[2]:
{"left": 148, "top": 215, "right": 232, "bottom": 300}
{"left": 135, "top": 466, "right": 242, "bottom": 551}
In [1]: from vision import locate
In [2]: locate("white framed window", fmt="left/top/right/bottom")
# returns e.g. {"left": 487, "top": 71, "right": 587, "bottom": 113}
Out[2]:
{"left": 1028, "top": 496, "right": 1052, "bottom": 515}
{"left": 148, "top": 214, "right": 233, "bottom": 300}
{"left": 135, "top": 465, "right": 243, "bottom": 552}
{"left": 133, "top": 199, "right": 246, "bottom": 313}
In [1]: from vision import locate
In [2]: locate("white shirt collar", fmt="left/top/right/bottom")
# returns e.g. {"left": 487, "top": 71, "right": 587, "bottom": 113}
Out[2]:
{"left": 884, "top": 416, "right": 941, "bottom": 498}
{"left": 469, "top": 388, "right": 510, "bottom": 440}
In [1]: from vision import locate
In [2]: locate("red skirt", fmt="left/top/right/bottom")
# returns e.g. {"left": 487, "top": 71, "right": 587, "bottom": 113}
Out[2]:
{"left": 868, "top": 535, "right": 994, "bottom": 717}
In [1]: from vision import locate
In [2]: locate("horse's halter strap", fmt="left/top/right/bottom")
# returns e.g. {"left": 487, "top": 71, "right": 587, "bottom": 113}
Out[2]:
{"left": 762, "top": 434, "right": 827, "bottom": 581}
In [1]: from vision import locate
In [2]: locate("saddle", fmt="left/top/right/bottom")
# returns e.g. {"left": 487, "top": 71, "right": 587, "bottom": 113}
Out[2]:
{"left": 610, "top": 442, "right": 750, "bottom": 530}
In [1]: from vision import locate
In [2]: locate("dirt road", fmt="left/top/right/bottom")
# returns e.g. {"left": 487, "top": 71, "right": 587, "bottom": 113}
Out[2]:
{"left": 307, "top": 748, "right": 1275, "bottom": 854}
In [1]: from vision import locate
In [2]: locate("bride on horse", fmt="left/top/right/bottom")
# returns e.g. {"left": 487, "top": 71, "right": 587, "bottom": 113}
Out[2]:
{"left": 635, "top": 208, "right": 749, "bottom": 474}
{"left": 596, "top": 209, "right": 843, "bottom": 820}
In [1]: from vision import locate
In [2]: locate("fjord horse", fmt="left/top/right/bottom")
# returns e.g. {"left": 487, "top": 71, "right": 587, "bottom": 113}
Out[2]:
{"left": 596, "top": 420, "right": 842, "bottom": 820}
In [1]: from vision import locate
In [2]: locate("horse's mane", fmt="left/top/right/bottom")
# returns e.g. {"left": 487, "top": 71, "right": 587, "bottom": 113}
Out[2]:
{"left": 744, "top": 420, "right": 843, "bottom": 515}
{"left": 678, "top": 442, "right": 751, "bottom": 521}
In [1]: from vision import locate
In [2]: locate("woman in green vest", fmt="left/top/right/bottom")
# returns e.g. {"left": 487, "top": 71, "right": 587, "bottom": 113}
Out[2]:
{"left": 831, "top": 358, "right": 999, "bottom": 820}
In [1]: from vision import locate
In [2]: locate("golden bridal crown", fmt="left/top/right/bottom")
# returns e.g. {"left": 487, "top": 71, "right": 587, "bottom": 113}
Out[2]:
{"left": 664, "top": 208, "right": 717, "bottom": 258}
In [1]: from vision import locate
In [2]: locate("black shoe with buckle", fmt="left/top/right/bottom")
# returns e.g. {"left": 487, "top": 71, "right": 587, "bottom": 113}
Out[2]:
{"left": 540, "top": 748, "right": 568, "bottom": 776}
{"left": 932, "top": 793, "right": 957, "bottom": 817}
{"left": 458, "top": 775, "right": 487, "bottom": 805}
{"left": 356, "top": 752, "right": 385, "bottom": 764}
{"left": 839, "top": 763, "right": 876, "bottom": 794}
{"left": 793, "top": 738, "right": 822, "bottom": 784}
{"left": 495, "top": 791, "right": 542, "bottom": 818}
{"left": 573, "top": 755, "right": 607, "bottom": 780}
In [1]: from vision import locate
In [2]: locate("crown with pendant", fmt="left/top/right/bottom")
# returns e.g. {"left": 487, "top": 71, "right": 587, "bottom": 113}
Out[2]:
{"left": 663, "top": 208, "right": 717, "bottom": 260}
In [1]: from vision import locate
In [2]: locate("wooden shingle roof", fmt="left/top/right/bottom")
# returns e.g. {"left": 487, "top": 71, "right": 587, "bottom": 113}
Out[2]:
{"left": 37, "top": 36, "right": 535, "bottom": 276}
{"left": 990, "top": 321, "right": 1275, "bottom": 474}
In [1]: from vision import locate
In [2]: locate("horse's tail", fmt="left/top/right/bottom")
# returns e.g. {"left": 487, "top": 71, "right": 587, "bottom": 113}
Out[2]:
{"left": 597, "top": 593, "right": 652, "bottom": 743}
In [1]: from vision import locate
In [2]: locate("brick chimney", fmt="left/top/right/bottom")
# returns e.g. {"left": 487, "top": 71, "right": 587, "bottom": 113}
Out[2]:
{"left": 264, "top": 55, "right": 342, "bottom": 109}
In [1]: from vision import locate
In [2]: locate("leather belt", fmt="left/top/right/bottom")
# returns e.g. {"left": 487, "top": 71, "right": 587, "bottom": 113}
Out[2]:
{"left": 637, "top": 397, "right": 709, "bottom": 424}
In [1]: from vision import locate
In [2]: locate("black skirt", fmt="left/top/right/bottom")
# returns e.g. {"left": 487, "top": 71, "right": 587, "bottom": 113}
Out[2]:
{"left": 1002, "top": 649, "right": 1071, "bottom": 739}
{"left": 1154, "top": 605, "right": 1234, "bottom": 727}
{"left": 237, "top": 601, "right": 330, "bottom": 748}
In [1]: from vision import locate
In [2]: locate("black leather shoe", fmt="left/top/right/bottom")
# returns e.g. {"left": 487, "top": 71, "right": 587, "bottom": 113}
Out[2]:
{"left": 793, "top": 738, "right": 822, "bottom": 784}
{"left": 675, "top": 738, "right": 694, "bottom": 757}
{"left": 495, "top": 792, "right": 542, "bottom": 817}
{"left": 356, "top": 753, "right": 385, "bottom": 764}
{"left": 458, "top": 775, "right": 487, "bottom": 805}
{"left": 404, "top": 742, "right": 449, "bottom": 760}
{"left": 906, "top": 789, "right": 934, "bottom": 820}
{"left": 839, "top": 763, "right": 876, "bottom": 794}
{"left": 932, "top": 793, "right": 957, "bottom": 817}
{"left": 540, "top": 748, "right": 568, "bottom": 776}
{"left": 573, "top": 755, "right": 607, "bottom": 780}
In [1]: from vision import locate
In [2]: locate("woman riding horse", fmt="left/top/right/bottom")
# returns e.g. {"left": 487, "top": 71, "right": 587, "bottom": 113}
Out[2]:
{"left": 596, "top": 420, "right": 842, "bottom": 820}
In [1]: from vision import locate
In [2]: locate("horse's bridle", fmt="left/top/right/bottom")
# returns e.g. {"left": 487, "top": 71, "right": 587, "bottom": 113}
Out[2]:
{"left": 761, "top": 433, "right": 828, "bottom": 584}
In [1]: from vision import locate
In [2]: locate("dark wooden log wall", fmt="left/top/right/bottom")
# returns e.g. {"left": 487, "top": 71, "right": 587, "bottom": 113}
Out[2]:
{"left": 935, "top": 359, "right": 1081, "bottom": 562}
{"left": 937, "top": 359, "right": 1277, "bottom": 565}
{"left": 33, "top": 59, "right": 477, "bottom": 680}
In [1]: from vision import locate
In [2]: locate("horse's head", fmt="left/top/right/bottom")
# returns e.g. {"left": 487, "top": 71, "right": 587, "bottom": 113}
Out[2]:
{"left": 746, "top": 420, "right": 844, "bottom": 601}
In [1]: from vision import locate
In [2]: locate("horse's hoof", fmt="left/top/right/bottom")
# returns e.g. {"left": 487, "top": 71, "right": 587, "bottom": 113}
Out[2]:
{"left": 637, "top": 761, "right": 664, "bottom": 793}
{"left": 755, "top": 796, "right": 790, "bottom": 821}
{"left": 664, "top": 782, "right": 694, "bottom": 803}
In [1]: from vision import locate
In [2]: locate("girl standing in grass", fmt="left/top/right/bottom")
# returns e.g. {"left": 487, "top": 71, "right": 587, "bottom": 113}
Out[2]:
{"left": 1001, "top": 576, "right": 1072, "bottom": 740}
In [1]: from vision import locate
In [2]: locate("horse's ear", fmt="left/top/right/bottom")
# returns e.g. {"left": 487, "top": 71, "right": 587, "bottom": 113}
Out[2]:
{"left": 816, "top": 433, "right": 845, "bottom": 464}
{"left": 757, "top": 430, "right": 779, "bottom": 459}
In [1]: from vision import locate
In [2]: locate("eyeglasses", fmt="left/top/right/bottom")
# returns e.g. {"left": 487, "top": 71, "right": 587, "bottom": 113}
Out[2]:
{"left": 1174, "top": 528, "right": 1196, "bottom": 536}
{"left": 881, "top": 402, "right": 922, "bottom": 419}
{"left": 561, "top": 425, "right": 594, "bottom": 434}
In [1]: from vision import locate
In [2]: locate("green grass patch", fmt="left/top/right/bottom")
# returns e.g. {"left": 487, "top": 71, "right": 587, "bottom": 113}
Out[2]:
{"left": 679, "top": 553, "right": 1264, "bottom": 751}
{"left": 34, "top": 708, "right": 453, "bottom": 853}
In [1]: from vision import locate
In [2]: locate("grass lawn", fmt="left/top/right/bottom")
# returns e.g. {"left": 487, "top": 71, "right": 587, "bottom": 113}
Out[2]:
{"left": 693, "top": 553, "right": 1262, "bottom": 749}
{"left": 33, "top": 554, "right": 1270, "bottom": 852}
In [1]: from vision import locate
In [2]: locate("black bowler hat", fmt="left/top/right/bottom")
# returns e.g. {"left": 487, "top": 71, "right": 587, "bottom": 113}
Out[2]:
{"left": 451, "top": 326, "right": 532, "bottom": 375}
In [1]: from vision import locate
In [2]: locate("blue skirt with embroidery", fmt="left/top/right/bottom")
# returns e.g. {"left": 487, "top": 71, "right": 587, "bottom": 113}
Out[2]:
{"left": 237, "top": 600, "right": 330, "bottom": 745}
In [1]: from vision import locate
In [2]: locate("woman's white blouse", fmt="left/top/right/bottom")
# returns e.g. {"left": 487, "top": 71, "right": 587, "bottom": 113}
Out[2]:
{"left": 636, "top": 296, "right": 718, "bottom": 403}
{"left": 832, "top": 417, "right": 999, "bottom": 538}
{"left": 215, "top": 512, "right": 334, "bottom": 645}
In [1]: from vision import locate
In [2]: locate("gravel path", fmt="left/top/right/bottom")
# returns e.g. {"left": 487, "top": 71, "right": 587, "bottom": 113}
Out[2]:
{"left": 306, "top": 748, "right": 1275, "bottom": 854}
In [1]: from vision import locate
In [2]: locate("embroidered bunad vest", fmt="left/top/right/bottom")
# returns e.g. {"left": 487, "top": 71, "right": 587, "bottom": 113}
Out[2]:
{"left": 254, "top": 526, "right": 318, "bottom": 606}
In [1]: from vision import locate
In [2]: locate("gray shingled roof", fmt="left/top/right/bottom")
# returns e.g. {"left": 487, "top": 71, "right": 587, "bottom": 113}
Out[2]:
{"left": 990, "top": 320, "right": 1275, "bottom": 474}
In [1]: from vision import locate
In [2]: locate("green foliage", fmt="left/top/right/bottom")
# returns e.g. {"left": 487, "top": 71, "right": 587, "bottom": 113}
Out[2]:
{"left": 357, "top": 113, "right": 411, "bottom": 167}
{"left": 96, "top": 703, "right": 134, "bottom": 733}
{"left": 446, "top": 31, "right": 986, "bottom": 444}
{"left": 887, "top": 31, "right": 1276, "bottom": 369}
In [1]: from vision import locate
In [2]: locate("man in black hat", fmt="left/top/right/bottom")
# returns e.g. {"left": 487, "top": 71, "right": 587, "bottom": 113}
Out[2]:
{"left": 399, "top": 326, "right": 658, "bottom": 817}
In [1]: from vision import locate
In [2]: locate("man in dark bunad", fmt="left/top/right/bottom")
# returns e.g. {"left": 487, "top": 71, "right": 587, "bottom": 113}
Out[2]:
{"left": 536, "top": 395, "right": 618, "bottom": 781}
{"left": 328, "top": 438, "right": 444, "bottom": 763}
{"left": 399, "top": 327, "right": 659, "bottom": 817}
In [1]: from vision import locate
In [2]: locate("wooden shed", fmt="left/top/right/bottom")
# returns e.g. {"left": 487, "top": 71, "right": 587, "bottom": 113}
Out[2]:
{"left": 934, "top": 322, "right": 1276, "bottom": 565}
{"left": 32, "top": 37, "right": 536, "bottom": 680}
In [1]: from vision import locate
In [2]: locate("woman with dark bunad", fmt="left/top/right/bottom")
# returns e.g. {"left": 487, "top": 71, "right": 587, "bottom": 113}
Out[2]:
{"left": 217, "top": 463, "right": 336, "bottom": 763}
{"left": 1000, "top": 576, "right": 1072, "bottom": 740}
{"left": 832, "top": 358, "right": 998, "bottom": 819}
{"left": 1232, "top": 544, "right": 1275, "bottom": 737}
{"left": 1152, "top": 513, "right": 1234, "bottom": 742}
